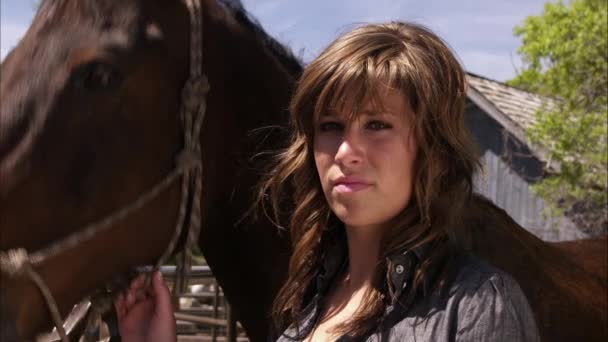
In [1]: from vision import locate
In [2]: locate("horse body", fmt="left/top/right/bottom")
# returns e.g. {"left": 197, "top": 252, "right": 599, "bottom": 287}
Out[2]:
{"left": 465, "top": 195, "right": 607, "bottom": 341}
{"left": 0, "top": 1, "right": 605, "bottom": 342}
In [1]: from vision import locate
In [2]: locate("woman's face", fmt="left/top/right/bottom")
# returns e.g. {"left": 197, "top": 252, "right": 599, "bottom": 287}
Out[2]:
{"left": 314, "top": 89, "right": 418, "bottom": 230}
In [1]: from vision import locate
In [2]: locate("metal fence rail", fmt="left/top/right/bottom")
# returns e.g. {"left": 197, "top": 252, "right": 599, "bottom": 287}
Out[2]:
{"left": 158, "top": 264, "right": 247, "bottom": 342}
{"left": 38, "top": 265, "right": 246, "bottom": 342}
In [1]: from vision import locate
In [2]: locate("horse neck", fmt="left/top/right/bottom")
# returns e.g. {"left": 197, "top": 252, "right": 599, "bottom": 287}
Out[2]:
{"left": 204, "top": 4, "right": 296, "bottom": 133}
{"left": 196, "top": 3, "right": 297, "bottom": 209}
{"left": 190, "top": 5, "right": 296, "bottom": 340}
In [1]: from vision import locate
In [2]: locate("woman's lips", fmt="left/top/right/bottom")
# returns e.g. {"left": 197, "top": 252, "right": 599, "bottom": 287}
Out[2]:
{"left": 334, "top": 182, "right": 370, "bottom": 193}
{"left": 332, "top": 176, "right": 371, "bottom": 193}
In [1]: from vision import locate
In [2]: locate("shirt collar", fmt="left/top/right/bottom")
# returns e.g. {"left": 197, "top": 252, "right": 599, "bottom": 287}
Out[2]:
{"left": 385, "top": 244, "right": 428, "bottom": 301}
{"left": 316, "top": 230, "right": 348, "bottom": 295}
{"left": 316, "top": 230, "right": 431, "bottom": 298}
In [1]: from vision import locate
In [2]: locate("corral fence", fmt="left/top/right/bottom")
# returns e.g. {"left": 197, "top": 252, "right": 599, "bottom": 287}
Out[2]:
{"left": 161, "top": 265, "right": 249, "bottom": 342}
{"left": 38, "top": 264, "right": 250, "bottom": 342}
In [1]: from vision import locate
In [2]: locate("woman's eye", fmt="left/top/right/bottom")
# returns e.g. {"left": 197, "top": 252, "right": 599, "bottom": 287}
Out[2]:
{"left": 318, "top": 121, "right": 344, "bottom": 132}
{"left": 366, "top": 120, "right": 392, "bottom": 130}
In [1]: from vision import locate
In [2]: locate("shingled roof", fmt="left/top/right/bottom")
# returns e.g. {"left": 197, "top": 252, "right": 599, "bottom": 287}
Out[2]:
{"left": 465, "top": 72, "right": 556, "bottom": 168}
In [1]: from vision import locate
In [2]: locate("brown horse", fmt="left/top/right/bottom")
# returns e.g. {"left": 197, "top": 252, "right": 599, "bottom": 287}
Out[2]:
{"left": 0, "top": 0, "right": 295, "bottom": 340}
{"left": 0, "top": 1, "right": 605, "bottom": 342}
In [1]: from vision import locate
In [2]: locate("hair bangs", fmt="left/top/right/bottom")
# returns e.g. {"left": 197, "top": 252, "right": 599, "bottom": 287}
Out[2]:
{"left": 312, "top": 56, "right": 417, "bottom": 126}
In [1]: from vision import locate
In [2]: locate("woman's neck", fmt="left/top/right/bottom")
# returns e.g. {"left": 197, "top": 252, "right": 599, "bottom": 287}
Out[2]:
{"left": 343, "top": 224, "right": 384, "bottom": 292}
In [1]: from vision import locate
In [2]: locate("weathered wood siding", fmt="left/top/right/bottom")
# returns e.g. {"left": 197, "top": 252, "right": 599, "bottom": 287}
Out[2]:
{"left": 465, "top": 102, "right": 586, "bottom": 241}
{"left": 473, "top": 151, "right": 585, "bottom": 241}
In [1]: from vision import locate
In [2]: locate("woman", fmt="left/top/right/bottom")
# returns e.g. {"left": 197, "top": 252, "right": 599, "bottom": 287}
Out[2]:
{"left": 116, "top": 22, "right": 539, "bottom": 341}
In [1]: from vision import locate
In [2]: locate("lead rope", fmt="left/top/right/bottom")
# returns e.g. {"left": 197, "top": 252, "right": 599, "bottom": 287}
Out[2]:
{"left": 0, "top": 0, "right": 208, "bottom": 340}
{"left": 152, "top": 0, "right": 206, "bottom": 278}
{"left": 161, "top": 0, "right": 206, "bottom": 307}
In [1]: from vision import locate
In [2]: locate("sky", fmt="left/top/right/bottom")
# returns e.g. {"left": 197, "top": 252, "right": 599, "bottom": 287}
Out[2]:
{"left": 0, "top": 0, "right": 550, "bottom": 81}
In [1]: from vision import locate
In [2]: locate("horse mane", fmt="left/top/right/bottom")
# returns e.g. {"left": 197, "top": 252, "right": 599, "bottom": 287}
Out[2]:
{"left": 219, "top": 0, "right": 303, "bottom": 76}
{"left": 35, "top": 0, "right": 140, "bottom": 36}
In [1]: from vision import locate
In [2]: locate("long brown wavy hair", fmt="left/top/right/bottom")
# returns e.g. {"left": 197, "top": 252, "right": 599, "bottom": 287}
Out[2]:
{"left": 257, "top": 21, "right": 481, "bottom": 338}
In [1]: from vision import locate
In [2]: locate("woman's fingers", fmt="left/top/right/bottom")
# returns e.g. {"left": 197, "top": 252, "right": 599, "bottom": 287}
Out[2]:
{"left": 151, "top": 271, "right": 173, "bottom": 310}
{"left": 125, "top": 289, "right": 136, "bottom": 309}
{"left": 125, "top": 273, "right": 152, "bottom": 305}
{"left": 115, "top": 272, "right": 163, "bottom": 318}
{"left": 114, "top": 292, "right": 126, "bottom": 319}
{"left": 129, "top": 273, "right": 147, "bottom": 291}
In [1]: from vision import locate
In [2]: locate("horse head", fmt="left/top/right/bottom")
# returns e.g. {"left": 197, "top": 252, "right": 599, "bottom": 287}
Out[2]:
{"left": 0, "top": 0, "right": 295, "bottom": 340}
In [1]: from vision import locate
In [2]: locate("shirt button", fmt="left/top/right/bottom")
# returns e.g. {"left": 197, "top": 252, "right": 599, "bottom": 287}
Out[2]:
{"left": 395, "top": 264, "right": 405, "bottom": 274}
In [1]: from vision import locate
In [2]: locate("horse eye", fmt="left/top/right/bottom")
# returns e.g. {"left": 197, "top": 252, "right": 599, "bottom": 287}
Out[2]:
{"left": 76, "top": 62, "right": 122, "bottom": 91}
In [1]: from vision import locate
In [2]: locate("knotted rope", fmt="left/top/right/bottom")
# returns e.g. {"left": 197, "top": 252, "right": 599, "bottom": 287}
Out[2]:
{"left": 154, "top": 0, "right": 207, "bottom": 273}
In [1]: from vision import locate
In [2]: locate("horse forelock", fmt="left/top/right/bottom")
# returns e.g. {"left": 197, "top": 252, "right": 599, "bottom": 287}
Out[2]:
{"left": 34, "top": 0, "right": 302, "bottom": 80}
{"left": 25, "top": 1, "right": 138, "bottom": 66}
{"left": 38, "top": 0, "right": 138, "bottom": 25}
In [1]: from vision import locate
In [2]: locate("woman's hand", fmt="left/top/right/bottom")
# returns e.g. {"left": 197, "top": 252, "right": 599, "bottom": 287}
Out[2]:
{"left": 114, "top": 271, "right": 177, "bottom": 342}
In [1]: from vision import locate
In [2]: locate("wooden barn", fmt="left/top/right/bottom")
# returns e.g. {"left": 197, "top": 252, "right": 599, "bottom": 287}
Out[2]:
{"left": 464, "top": 73, "right": 586, "bottom": 241}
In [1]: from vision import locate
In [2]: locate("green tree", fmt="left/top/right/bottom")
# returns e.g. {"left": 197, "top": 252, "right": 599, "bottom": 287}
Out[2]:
{"left": 508, "top": 0, "right": 607, "bottom": 235}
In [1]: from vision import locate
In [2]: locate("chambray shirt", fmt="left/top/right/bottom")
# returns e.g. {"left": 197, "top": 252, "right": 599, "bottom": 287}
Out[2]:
{"left": 277, "top": 238, "right": 540, "bottom": 342}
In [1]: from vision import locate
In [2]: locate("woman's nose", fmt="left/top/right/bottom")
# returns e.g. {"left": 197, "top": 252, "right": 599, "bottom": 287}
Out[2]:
{"left": 334, "top": 128, "right": 363, "bottom": 167}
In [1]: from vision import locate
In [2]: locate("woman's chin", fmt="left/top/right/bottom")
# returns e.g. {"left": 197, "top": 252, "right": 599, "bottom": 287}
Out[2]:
{"left": 334, "top": 212, "right": 380, "bottom": 230}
